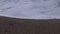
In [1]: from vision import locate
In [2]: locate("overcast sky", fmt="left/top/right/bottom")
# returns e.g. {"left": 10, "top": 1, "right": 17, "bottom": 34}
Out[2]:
{"left": 0, "top": 0, "right": 60, "bottom": 19}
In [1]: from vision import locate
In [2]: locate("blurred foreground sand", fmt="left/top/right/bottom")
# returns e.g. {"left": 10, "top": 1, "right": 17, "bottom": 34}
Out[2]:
{"left": 0, "top": 16, "right": 60, "bottom": 34}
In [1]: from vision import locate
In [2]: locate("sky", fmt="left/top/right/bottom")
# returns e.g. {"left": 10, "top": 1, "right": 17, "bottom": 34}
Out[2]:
{"left": 0, "top": 0, "right": 60, "bottom": 19}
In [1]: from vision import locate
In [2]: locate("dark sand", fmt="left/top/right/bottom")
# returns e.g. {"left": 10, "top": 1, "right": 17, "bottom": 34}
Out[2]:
{"left": 0, "top": 16, "right": 60, "bottom": 34}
